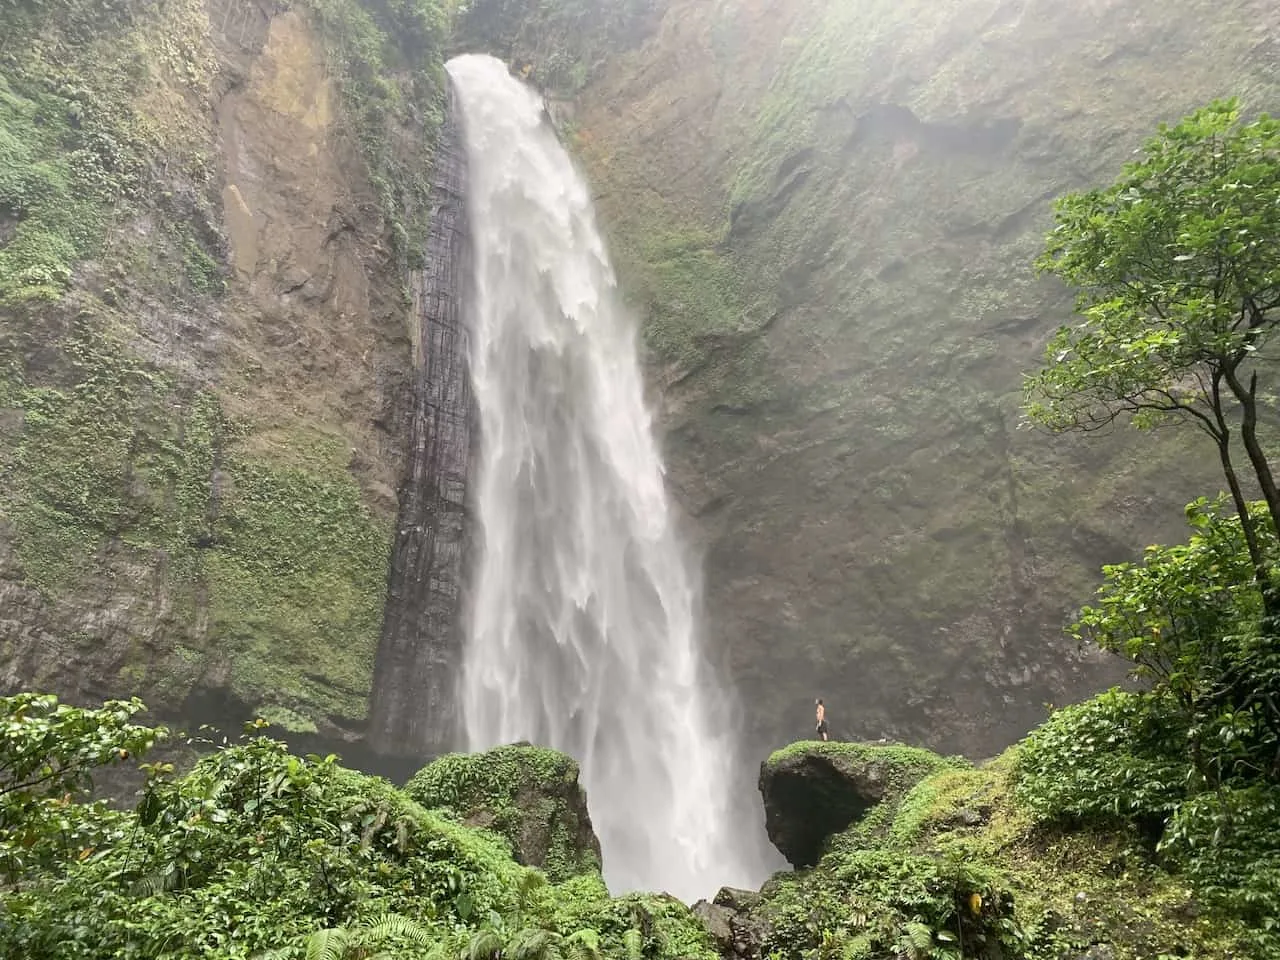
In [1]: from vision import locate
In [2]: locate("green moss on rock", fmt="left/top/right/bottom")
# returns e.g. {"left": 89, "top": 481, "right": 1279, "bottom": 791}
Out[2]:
{"left": 732, "top": 745, "right": 1255, "bottom": 960}
{"left": 759, "top": 741, "right": 963, "bottom": 868}
{"left": 0, "top": 0, "right": 449, "bottom": 740}
{"left": 406, "top": 744, "right": 602, "bottom": 883}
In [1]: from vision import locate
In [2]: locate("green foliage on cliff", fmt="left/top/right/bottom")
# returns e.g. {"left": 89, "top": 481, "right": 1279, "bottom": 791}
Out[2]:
{"left": 5, "top": 320, "right": 225, "bottom": 592}
{"left": 0, "top": 694, "right": 715, "bottom": 960}
{"left": 301, "top": 0, "right": 451, "bottom": 269}
{"left": 0, "top": 8, "right": 146, "bottom": 303}
{"left": 0, "top": 0, "right": 440, "bottom": 735}
{"left": 455, "top": 0, "right": 655, "bottom": 94}
{"left": 1, "top": 310, "right": 390, "bottom": 725}
{"left": 751, "top": 740, "right": 1261, "bottom": 959}
{"left": 203, "top": 432, "right": 393, "bottom": 725}
{"left": 408, "top": 745, "right": 601, "bottom": 883}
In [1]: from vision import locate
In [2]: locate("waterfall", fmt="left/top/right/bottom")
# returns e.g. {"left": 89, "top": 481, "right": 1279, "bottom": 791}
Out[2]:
{"left": 448, "top": 54, "right": 772, "bottom": 902}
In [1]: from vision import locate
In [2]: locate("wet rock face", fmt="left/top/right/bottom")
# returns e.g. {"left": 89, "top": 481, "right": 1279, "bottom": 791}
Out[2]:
{"left": 553, "top": 0, "right": 1280, "bottom": 764}
{"left": 757, "top": 742, "right": 952, "bottom": 867}
{"left": 367, "top": 79, "right": 473, "bottom": 759}
{"left": 0, "top": 3, "right": 424, "bottom": 740}
{"left": 759, "top": 751, "right": 885, "bottom": 868}
{"left": 405, "top": 743, "right": 602, "bottom": 882}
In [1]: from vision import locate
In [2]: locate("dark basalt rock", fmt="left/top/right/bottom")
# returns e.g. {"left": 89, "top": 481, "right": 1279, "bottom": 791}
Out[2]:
{"left": 693, "top": 887, "right": 773, "bottom": 960}
{"left": 367, "top": 76, "right": 475, "bottom": 758}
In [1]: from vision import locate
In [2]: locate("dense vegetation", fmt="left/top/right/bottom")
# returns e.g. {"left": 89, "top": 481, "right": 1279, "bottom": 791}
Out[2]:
{"left": 0, "top": 695, "right": 713, "bottom": 960}
{"left": 1015, "top": 99, "right": 1280, "bottom": 955}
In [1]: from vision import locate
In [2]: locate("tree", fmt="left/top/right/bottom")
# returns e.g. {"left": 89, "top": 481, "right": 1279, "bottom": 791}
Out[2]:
{"left": 1024, "top": 99, "right": 1280, "bottom": 605}
{"left": 0, "top": 693, "right": 166, "bottom": 883}
{"left": 1069, "top": 499, "right": 1280, "bottom": 782}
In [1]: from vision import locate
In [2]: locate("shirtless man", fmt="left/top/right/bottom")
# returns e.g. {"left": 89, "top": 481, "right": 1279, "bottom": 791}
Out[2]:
{"left": 815, "top": 699, "right": 829, "bottom": 741}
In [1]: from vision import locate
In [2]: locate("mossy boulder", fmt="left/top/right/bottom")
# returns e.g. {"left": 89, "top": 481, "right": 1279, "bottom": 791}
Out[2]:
{"left": 405, "top": 743, "right": 602, "bottom": 882}
{"left": 728, "top": 744, "right": 1257, "bottom": 960}
{"left": 758, "top": 741, "right": 956, "bottom": 867}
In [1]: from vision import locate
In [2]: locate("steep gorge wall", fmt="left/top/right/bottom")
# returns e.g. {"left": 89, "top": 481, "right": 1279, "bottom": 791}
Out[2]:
{"left": 0, "top": 0, "right": 452, "bottom": 743}
{"left": 500, "top": 0, "right": 1280, "bottom": 758}
{"left": 6, "top": 0, "right": 1280, "bottom": 773}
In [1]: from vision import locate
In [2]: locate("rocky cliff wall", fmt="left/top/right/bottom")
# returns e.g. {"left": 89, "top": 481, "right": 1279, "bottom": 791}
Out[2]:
{"left": 368, "top": 78, "right": 472, "bottom": 758}
{"left": 499, "top": 0, "right": 1280, "bottom": 758}
{"left": 0, "top": 0, "right": 450, "bottom": 742}
{"left": 6, "top": 0, "right": 1280, "bottom": 770}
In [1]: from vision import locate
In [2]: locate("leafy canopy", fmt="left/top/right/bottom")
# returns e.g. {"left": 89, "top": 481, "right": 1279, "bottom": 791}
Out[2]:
{"left": 0, "top": 693, "right": 166, "bottom": 883}
{"left": 1024, "top": 99, "right": 1280, "bottom": 434}
{"left": 1070, "top": 498, "right": 1280, "bottom": 786}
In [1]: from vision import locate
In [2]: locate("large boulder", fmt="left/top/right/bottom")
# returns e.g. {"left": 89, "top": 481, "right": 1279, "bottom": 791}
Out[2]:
{"left": 406, "top": 743, "right": 601, "bottom": 881}
{"left": 758, "top": 741, "right": 955, "bottom": 868}
{"left": 692, "top": 886, "right": 772, "bottom": 960}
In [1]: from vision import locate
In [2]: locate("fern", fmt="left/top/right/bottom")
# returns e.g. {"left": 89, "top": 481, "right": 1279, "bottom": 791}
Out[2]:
{"left": 363, "top": 913, "right": 436, "bottom": 946}
{"left": 306, "top": 927, "right": 352, "bottom": 960}
{"left": 514, "top": 868, "right": 549, "bottom": 918}
{"left": 506, "top": 927, "right": 555, "bottom": 960}
{"left": 897, "top": 921, "right": 935, "bottom": 959}
{"left": 129, "top": 867, "right": 181, "bottom": 897}
{"left": 840, "top": 933, "right": 873, "bottom": 960}
{"left": 465, "top": 926, "right": 505, "bottom": 960}
{"left": 563, "top": 928, "right": 601, "bottom": 960}
{"left": 621, "top": 928, "right": 644, "bottom": 960}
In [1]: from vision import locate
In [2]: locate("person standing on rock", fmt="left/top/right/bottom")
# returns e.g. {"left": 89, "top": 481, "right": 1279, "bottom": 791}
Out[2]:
{"left": 815, "top": 699, "right": 829, "bottom": 741}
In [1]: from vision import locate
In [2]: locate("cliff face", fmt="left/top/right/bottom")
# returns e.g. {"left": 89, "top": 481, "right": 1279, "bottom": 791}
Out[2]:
{"left": 0, "top": 0, "right": 450, "bottom": 742}
{"left": 6, "top": 0, "right": 1280, "bottom": 768}
{"left": 520, "top": 0, "right": 1280, "bottom": 757}
{"left": 368, "top": 79, "right": 472, "bottom": 758}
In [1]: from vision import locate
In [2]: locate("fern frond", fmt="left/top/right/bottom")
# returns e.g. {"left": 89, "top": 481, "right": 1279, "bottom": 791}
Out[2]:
{"left": 840, "top": 933, "right": 873, "bottom": 960}
{"left": 129, "top": 867, "right": 181, "bottom": 897}
{"left": 465, "top": 927, "right": 505, "bottom": 960}
{"left": 517, "top": 870, "right": 548, "bottom": 895}
{"left": 506, "top": 927, "right": 554, "bottom": 960}
{"left": 363, "top": 913, "right": 436, "bottom": 947}
{"left": 898, "top": 921, "right": 934, "bottom": 958}
{"left": 621, "top": 928, "right": 643, "bottom": 960}
{"left": 306, "top": 927, "right": 352, "bottom": 960}
{"left": 563, "top": 928, "right": 600, "bottom": 960}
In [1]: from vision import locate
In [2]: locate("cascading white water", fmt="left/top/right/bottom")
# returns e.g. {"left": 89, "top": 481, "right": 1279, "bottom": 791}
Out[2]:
{"left": 449, "top": 54, "right": 772, "bottom": 902}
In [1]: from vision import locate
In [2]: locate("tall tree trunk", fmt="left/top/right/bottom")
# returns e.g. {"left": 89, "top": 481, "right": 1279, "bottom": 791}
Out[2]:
{"left": 1218, "top": 435, "right": 1270, "bottom": 608}
{"left": 1210, "top": 374, "right": 1276, "bottom": 620}
{"left": 1224, "top": 367, "right": 1280, "bottom": 534}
